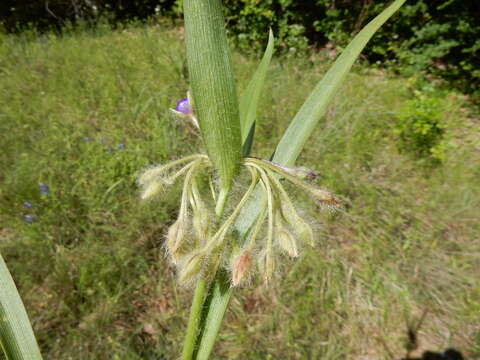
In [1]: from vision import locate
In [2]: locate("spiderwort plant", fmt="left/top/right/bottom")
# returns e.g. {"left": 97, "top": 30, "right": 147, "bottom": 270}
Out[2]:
{"left": 137, "top": 0, "right": 406, "bottom": 359}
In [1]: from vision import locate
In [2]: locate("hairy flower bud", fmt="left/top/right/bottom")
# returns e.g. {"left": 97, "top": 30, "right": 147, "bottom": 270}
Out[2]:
{"left": 166, "top": 217, "right": 188, "bottom": 258}
{"left": 309, "top": 188, "right": 342, "bottom": 210}
{"left": 192, "top": 198, "right": 211, "bottom": 244}
{"left": 278, "top": 229, "right": 299, "bottom": 258}
{"left": 296, "top": 220, "right": 314, "bottom": 247}
{"left": 138, "top": 168, "right": 162, "bottom": 187}
{"left": 274, "top": 210, "right": 299, "bottom": 258}
{"left": 269, "top": 161, "right": 317, "bottom": 181}
{"left": 279, "top": 200, "right": 314, "bottom": 246}
{"left": 231, "top": 250, "right": 252, "bottom": 286}
{"left": 140, "top": 181, "right": 163, "bottom": 200}
{"left": 178, "top": 251, "right": 204, "bottom": 284}
{"left": 297, "top": 167, "right": 318, "bottom": 181}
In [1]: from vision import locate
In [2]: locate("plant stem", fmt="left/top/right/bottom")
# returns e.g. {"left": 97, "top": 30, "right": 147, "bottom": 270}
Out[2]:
{"left": 182, "top": 178, "right": 230, "bottom": 359}
{"left": 194, "top": 270, "right": 232, "bottom": 360}
{"left": 181, "top": 278, "right": 207, "bottom": 360}
{"left": 214, "top": 187, "right": 229, "bottom": 217}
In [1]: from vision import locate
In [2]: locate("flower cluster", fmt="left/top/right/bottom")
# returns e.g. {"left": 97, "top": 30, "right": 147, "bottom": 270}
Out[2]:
{"left": 138, "top": 121, "right": 341, "bottom": 286}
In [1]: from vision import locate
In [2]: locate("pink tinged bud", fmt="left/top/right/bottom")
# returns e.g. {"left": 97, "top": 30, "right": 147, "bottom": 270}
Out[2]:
{"left": 261, "top": 159, "right": 317, "bottom": 181}
{"left": 282, "top": 165, "right": 317, "bottom": 181}
{"left": 232, "top": 251, "right": 252, "bottom": 286}
{"left": 310, "top": 188, "right": 342, "bottom": 209}
{"left": 297, "top": 166, "right": 318, "bottom": 181}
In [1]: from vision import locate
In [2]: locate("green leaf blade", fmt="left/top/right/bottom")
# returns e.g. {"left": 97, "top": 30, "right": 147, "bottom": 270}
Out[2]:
{"left": 184, "top": 0, "right": 242, "bottom": 195}
{"left": 193, "top": 270, "right": 232, "bottom": 360}
{"left": 0, "top": 254, "right": 43, "bottom": 360}
{"left": 273, "top": 0, "right": 406, "bottom": 167}
{"left": 239, "top": 29, "right": 275, "bottom": 146}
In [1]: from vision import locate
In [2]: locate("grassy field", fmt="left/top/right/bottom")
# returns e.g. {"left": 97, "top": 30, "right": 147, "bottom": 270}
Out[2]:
{"left": 0, "top": 24, "right": 479, "bottom": 359}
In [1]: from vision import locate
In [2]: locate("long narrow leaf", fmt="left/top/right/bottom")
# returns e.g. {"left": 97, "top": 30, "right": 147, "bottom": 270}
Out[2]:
{"left": 193, "top": 270, "right": 232, "bottom": 360}
{"left": 273, "top": 0, "right": 406, "bottom": 167}
{"left": 193, "top": 1, "right": 405, "bottom": 358}
{"left": 184, "top": 0, "right": 242, "bottom": 198}
{"left": 239, "top": 29, "right": 275, "bottom": 148}
{"left": 0, "top": 254, "right": 43, "bottom": 360}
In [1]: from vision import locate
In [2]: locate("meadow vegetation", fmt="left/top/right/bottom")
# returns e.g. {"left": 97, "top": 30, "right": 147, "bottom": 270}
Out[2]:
{"left": 0, "top": 24, "right": 479, "bottom": 359}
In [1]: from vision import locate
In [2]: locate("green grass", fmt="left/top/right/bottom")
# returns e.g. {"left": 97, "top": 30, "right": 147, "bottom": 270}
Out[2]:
{"left": 0, "top": 24, "right": 479, "bottom": 359}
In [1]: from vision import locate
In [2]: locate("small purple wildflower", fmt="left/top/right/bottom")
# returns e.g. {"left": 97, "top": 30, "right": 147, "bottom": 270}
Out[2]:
{"left": 23, "top": 215, "right": 36, "bottom": 223}
{"left": 175, "top": 98, "right": 191, "bottom": 115}
{"left": 23, "top": 201, "right": 33, "bottom": 208}
{"left": 116, "top": 144, "right": 125, "bottom": 150}
{"left": 106, "top": 148, "right": 114, "bottom": 153}
{"left": 170, "top": 94, "right": 199, "bottom": 128}
{"left": 39, "top": 184, "right": 50, "bottom": 195}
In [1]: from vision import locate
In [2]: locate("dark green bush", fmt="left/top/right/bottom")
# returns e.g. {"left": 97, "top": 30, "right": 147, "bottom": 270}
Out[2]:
{"left": 2, "top": 0, "right": 479, "bottom": 97}
{"left": 209, "top": 0, "right": 480, "bottom": 97}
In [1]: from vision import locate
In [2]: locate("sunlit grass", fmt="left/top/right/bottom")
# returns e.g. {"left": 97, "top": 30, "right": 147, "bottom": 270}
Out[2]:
{"left": 0, "top": 24, "right": 479, "bottom": 359}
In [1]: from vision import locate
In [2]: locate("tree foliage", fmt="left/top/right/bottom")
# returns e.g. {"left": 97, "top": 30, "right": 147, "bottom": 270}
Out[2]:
{"left": 1, "top": 0, "right": 479, "bottom": 96}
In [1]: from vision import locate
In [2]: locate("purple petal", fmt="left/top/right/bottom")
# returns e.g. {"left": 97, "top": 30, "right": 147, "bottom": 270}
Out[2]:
{"left": 23, "top": 215, "right": 36, "bottom": 223}
{"left": 175, "top": 98, "right": 191, "bottom": 114}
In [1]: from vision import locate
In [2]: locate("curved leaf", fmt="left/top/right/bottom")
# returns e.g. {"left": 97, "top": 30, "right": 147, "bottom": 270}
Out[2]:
{"left": 273, "top": 0, "right": 406, "bottom": 167}
{"left": 239, "top": 29, "right": 275, "bottom": 155}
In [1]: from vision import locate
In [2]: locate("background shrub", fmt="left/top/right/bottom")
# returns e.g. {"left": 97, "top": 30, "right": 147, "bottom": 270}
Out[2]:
{"left": 1, "top": 0, "right": 479, "bottom": 98}
{"left": 395, "top": 90, "right": 446, "bottom": 161}
{"left": 216, "top": 0, "right": 480, "bottom": 98}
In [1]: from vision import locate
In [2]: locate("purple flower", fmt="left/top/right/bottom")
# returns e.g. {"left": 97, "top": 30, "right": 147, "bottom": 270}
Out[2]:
{"left": 23, "top": 201, "right": 33, "bottom": 208}
{"left": 23, "top": 215, "right": 36, "bottom": 223}
{"left": 106, "top": 148, "right": 114, "bottom": 153}
{"left": 170, "top": 94, "right": 199, "bottom": 128}
{"left": 39, "top": 184, "right": 49, "bottom": 195}
{"left": 116, "top": 144, "right": 125, "bottom": 150}
{"left": 175, "top": 98, "right": 191, "bottom": 115}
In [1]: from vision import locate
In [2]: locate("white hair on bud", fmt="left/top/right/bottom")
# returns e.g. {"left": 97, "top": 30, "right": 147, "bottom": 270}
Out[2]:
{"left": 140, "top": 180, "right": 164, "bottom": 200}
{"left": 137, "top": 163, "right": 167, "bottom": 187}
